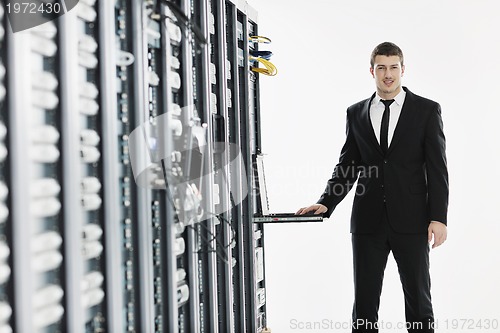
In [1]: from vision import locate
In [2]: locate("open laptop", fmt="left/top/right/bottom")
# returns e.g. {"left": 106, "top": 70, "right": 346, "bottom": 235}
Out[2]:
{"left": 252, "top": 154, "right": 324, "bottom": 223}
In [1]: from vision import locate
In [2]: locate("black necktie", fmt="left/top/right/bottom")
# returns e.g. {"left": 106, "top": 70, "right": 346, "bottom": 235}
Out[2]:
{"left": 380, "top": 99, "right": 395, "bottom": 154}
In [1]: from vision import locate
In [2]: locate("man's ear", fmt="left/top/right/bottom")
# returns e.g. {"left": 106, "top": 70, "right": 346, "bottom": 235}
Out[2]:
{"left": 370, "top": 67, "right": 374, "bottom": 78}
{"left": 401, "top": 65, "right": 405, "bottom": 76}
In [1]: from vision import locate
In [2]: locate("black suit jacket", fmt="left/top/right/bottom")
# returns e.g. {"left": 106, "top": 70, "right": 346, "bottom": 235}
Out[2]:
{"left": 317, "top": 87, "right": 448, "bottom": 234}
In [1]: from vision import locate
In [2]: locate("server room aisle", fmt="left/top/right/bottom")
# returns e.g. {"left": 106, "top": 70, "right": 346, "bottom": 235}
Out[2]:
{"left": 0, "top": 0, "right": 276, "bottom": 332}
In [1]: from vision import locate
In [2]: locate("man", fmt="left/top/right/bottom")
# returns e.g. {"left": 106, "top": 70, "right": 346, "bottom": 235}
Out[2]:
{"left": 296, "top": 42, "right": 448, "bottom": 333}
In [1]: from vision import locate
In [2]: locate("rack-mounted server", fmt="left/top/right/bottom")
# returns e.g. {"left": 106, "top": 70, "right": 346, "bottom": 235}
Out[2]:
{"left": 0, "top": 0, "right": 270, "bottom": 332}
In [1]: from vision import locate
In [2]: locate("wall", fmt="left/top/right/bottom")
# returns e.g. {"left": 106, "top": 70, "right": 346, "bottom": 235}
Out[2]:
{"left": 250, "top": 0, "right": 500, "bottom": 332}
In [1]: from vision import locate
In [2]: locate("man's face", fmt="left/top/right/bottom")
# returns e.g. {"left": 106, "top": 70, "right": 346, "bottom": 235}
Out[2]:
{"left": 370, "top": 55, "right": 405, "bottom": 99}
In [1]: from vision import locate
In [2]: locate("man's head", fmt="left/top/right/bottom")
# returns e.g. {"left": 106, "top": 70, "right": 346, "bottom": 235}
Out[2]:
{"left": 370, "top": 42, "right": 404, "bottom": 68}
{"left": 370, "top": 42, "right": 405, "bottom": 99}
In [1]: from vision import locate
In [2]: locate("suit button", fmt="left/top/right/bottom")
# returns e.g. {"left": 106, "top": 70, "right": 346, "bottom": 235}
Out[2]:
{"left": 381, "top": 185, "right": 384, "bottom": 188}
{"left": 384, "top": 160, "right": 388, "bottom": 164}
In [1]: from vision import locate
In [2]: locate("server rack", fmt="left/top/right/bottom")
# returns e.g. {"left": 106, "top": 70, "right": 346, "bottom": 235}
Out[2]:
{"left": 0, "top": 0, "right": 271, "bottom": 332}
{"left": 9, "top": 10, "right": 68, "bottom": 333}
{"left": 0, "top": 3, "right": 12, "bottom": 333}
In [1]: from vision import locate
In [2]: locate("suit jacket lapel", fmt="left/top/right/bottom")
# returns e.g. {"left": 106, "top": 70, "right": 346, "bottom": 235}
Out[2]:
{"left": 387, "top": 87, "right": 416, "bottom": 155}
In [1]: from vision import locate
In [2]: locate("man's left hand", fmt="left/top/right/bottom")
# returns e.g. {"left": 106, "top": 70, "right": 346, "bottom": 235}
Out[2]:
{"left": 428, "top": 221, "right": 447, "bottom": 249}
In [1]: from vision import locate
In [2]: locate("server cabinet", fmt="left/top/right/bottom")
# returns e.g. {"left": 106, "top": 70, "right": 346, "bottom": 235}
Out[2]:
{"left": 0, "top": 0, "right": 270, "bottom": 332}
{"left": 8, "top": 10, "right": 73, "bottom": 333}
{"left": 0, "top": 3, "right": 12, "bottom": 333}
{"left": 207, "top": 1, "right": 269, "bottom": 332}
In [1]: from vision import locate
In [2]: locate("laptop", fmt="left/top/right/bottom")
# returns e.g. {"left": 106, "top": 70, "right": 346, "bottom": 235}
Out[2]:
{"left": 252, "top": 154, "right": 324, "bottom": 223}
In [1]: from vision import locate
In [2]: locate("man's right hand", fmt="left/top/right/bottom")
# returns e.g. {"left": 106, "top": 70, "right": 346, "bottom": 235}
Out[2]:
{"left": 295, "top": 204, "right": 327, "bottom": 215}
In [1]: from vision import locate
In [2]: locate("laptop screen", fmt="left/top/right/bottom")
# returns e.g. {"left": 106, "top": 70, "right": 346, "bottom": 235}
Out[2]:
{"left": 253, "top": 154, "right": 270, "bottom": 216}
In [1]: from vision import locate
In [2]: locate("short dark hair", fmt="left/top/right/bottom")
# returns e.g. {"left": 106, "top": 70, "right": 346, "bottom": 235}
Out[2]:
{"left": 370, "top": 42, "right": 404, "bottom": 68}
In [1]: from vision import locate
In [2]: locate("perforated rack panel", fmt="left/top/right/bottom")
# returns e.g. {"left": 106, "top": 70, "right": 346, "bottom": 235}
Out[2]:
{"left": 0, "top": 0, "right": 268, "bottom": 332}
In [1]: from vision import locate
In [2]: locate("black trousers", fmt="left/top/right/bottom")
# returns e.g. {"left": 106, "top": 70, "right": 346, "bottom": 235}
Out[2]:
{"left": 351, "top": 207, "right": 434, "bottom": 333}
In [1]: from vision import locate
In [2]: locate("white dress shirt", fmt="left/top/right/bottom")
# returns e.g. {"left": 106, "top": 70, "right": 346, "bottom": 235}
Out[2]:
{"left": 370, "top": 89, "right": 406, "bottom": 145}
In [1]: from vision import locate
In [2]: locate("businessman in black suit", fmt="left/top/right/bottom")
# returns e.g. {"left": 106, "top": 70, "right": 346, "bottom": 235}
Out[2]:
{"left": 297, "top": 42, "right": 448, "bottom": 333}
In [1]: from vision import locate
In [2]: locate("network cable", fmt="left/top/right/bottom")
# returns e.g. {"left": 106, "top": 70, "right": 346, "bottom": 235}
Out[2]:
{"left": 249, "top": 35, "right": 272, "bottom": 44}
{"left": 250, "top": 56, "right": 278, "bottom": 76}
{"left": 160, "top": 163, "right": 236, "bottom": 264}
{"left": 249, "top": 50, "right": 273, "bottom": 60}
{"left": 151, "top": 1, "right": 208, "bottom": 47}
{"left": 190, "top": 214, "right": 235, "bottom": 265}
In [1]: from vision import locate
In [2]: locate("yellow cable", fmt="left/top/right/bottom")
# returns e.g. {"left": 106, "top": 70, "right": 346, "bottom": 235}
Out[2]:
{"left": 249, "top": 35, "right": 272, "bottom": 44}
{"left": 249, "top": 56, "right": 278, "bottom": 76}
